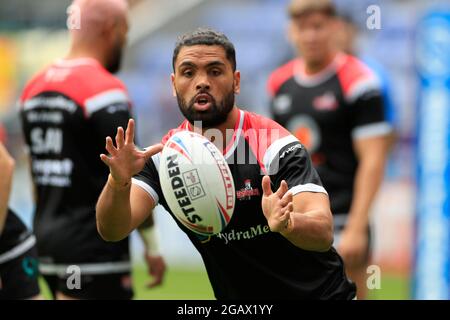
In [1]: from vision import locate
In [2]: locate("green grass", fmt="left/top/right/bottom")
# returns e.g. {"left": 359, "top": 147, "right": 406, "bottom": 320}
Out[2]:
{"left": 38, "top": 265, "right": 409, "bottom": 300}
{"left": 367, "top": 273, "right": 410, "bottom": 300}
{"left": 133, "top": 265, "right": 214, "bottom": 300}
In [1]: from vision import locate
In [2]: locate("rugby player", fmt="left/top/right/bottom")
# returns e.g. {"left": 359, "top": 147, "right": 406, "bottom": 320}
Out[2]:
{"left": 268, "top": 0, "right": 391, "bottom": 299}
{"left": 96, "top": 28, "right": 356, "bottom": 299}
{"left": 19, "top": 0, "right": 165, "bottom": 299}
{"left": 0, "top": 138, "right": 41, "bottom": 300}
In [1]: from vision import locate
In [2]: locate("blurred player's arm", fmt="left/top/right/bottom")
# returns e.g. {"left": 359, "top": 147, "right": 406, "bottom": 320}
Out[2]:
{"left": 349, "top": 135, "right": 388, "bottom": 230}
{"left": 262, "top": 143, "right": 333, "bottom": 252}
{"left": 0, "top": 142, "right": 15, "bottom": 235}
{"left": 96, "top": 119, "right": 163, "bottom": 241}
{"left": 138, "top": 214, "right": 167, "bottom": 288}
{"left": 340, "top": 135, "right": 388, "bottom": 266}
{"left": 138, "top": 214, "right": 159, "bottom": 254}
{"left": 338, "top": 89, "right": 391, "bottom": 266}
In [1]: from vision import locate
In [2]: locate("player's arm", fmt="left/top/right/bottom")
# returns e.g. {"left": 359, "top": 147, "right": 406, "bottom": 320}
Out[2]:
{"left": 339, "top": 134, "right": 388, "bottom": 266}
{"left": 348, "top": 136, "right": 388, "bottom": 231}
{"left": 262, "top": 177, "right": 333, "bottom": 252}
{"left": 261, "top": 141, "right": 332, "bottom": 252}
{"left": 338, "top": 84, "right": 391, "bottom": 266}
{"left": 0, "top": 142, "right": 15, "bottom": 235}
{"left": 137, "top": 214, "right": 167, "bottom": 288}
{"left": 138, "top": 214, "right": 159, "bottom": 255}
{"left": 96, "top": 119, "right": 163, "bottom": 242}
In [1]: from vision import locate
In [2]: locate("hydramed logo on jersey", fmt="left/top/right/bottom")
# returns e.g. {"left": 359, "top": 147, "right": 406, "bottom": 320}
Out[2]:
{"left": 196, "top": 223, "right": 271, "bottom": 245}
{"left": 236, "top": 179, "right": 260, "bottom": 201}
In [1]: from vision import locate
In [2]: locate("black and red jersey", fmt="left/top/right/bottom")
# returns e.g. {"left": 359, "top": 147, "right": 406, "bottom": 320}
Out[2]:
{"left": 133, "top": 108, "right": 356, "bottom": 299}
{"left": 268, "top": 53, "right": 391, "bottom": 215}
{"left": 0, "top": 209, "right": 35, "bottom": 264}
{"left": 19, "top": 58, "right": 131, "bottom": 270}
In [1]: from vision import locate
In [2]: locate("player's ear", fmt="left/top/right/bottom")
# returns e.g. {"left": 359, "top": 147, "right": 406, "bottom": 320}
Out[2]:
{"left": 171, "top": 73, "right": 177, "bottom": 97}
{"left": 233, "top": 70, "right": 240, "bottom": 95}
{"left": 102, "top": 17, "right": 116, "bottom": 40}
{"left": 287, "top": 20, "right": 298, "bottom": 46}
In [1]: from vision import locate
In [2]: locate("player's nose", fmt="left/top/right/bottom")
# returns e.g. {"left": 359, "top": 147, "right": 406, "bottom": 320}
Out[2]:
{"left": 195, "top": 74, "right": 211, "bottom": 91}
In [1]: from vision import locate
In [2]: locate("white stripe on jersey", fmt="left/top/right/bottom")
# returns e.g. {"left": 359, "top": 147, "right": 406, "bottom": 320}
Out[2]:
{"left": 23, "top": 96, "right": 78, "bottom": 113}
{"left": 352, "top": 121, "right": 392, "bottom": 140}
{"left": 224, "top": 110, "right": 245, "bottom": 159}
{"left": 132, "top": 178, "right": 159, "bottom": 204}
{"left": 289, "top": 183, "right": 328, "bottom": 195}
{"left": 39, "top": 261, "right": 131, "bottom": 276}
{"left": 0, "top": 235, "right": 36, "bottom": 265}
{"left": 262, "top": 135, "right": 298, "bottom": 174}
{"left": 346, "top": 76, "right": 381, "bottom": 103}
{"left": 151, "top": 153, "right": 160, "bottom": 173}
{"left": 84, "top": 89, "right": 129, "bottom": 116}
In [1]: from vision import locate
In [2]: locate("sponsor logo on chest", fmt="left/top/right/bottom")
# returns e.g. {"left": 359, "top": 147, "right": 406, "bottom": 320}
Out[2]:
{"left": 236, "top": 179, "right": 260, "bottom": 201}
{"left": 313, "top": 91, "right": 338, "bottom": 111}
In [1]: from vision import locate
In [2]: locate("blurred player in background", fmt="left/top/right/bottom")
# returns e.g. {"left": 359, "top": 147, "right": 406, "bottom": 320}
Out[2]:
{"left": 268, "top": 0, "right": 391, "bottom": 299}
{"left": 19, "top": 0, "right": 165, "bottom": 299}
{"left": 96, "top": 28, "right": 356, "bottom": 299}
{"left": 334, "top": 13, "right": 397, "bottom": 149}
{"left": 0, "top": 131, "right": 41, "bottom": 300}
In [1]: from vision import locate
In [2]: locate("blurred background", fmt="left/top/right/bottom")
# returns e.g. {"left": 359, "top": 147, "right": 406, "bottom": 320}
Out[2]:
{"left": 1, "top": 0, "right": 449, "bottom": 299}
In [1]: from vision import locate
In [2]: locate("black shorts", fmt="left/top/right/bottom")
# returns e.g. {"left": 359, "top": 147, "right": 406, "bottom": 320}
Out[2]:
{"left": 0, "top": 246, "right": 40, "bottom": 300}
{"left": 43, "top": 272, "right": 133, "bottom": 300}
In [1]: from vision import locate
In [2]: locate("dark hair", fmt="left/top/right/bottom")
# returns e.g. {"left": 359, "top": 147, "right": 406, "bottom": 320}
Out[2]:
{"left": 288, "top": 0, "right": 336, "bottom": 19}
{"left": 172, "top": 28, "right": 236, "bottom": 72}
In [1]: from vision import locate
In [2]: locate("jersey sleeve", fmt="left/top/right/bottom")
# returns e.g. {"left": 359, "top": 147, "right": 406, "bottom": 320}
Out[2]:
{"left": 132, "top": 153, "right": 162, "bottom": 205}
{"left": 349, "top": 90, "right": 392, "bottom": 141}
{"left": 85, "top": 89, "right": 133, "bottom": 142}
{"left": 266, "top": 137, "right": 327, "bottom": 196}
{"left": 346, "top": 73, "right": 392, "bottom": 141}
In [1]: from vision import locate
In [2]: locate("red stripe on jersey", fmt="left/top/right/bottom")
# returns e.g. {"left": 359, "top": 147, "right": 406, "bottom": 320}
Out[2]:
{"left": 161, "top": 124, "right": 189, "bottom": 146}
{"left": 161, "top": 108, "right": 243, "bottom": 158}
{"left": 266, "top": 59, "right": 297, "bottom": 97}
{"left": 242, "top": 112, "right": 292, "bottom": 173}
{"left": 160, "top": 110, "right": 294, "bottom": 174}
{"left": 19, "top": 59, "right": 128, "bottom": 117}
{"left": 336, "top": 54, "right": 376, "bottom": 99}
{"left": 222, "top": 108, "right": 242, "bottom": 156}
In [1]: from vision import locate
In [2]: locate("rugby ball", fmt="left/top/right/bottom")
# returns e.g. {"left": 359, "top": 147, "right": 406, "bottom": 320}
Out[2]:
{"left": 159, "top": 131, "right": 235, "bottom": 236}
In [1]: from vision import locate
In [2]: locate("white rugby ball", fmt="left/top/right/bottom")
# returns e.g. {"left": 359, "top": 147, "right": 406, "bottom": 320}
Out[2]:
{"left": 159, "top": 131, "right": 235, "bottom": 236}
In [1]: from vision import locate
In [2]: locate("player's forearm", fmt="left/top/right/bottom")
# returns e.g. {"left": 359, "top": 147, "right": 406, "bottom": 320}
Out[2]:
{"left": 347, "top": 156, "right": 386, "bottom": 231}
{"left": 0, "top": 153, "right": 15, "bottom": 235}
{"left": 96, "top": 175, "right": 133, "bottom": 242}
{"left": 281, "top": 209, "right": 333, "bottom": 252}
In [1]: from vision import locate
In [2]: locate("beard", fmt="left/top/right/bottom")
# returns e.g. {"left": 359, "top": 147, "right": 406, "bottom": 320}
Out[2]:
{"left": 176, "top": 86, "right": 235, "bottom": 128}
{"left": 106, "top": 40, "right": 124, "bottom": 74}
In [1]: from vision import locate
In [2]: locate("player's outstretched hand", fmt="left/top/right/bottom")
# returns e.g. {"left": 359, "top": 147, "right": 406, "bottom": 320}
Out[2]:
{"left": 100, "top": 119, "right": 163, "bottom": 187}
{"left": 261, "top": 176, "right": 293, "bottom": 233}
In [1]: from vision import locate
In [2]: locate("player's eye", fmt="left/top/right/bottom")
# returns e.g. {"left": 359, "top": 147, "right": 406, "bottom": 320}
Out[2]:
{"left": 210, "top": 69, "right": 222, "bottom": 77}
{"left": 182, "top": 69, "right": 194, "bottom": 78}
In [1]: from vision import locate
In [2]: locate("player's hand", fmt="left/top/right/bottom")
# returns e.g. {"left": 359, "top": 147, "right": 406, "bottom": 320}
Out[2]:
{"left": 144, "top": 252, "right": 167, "bottom": 288}
{"left": 100, "top": 119, "right": 163, "bottom": 186}
{"left": 261, "top": 176, "right": 293, "bottom": 233}
{"left": 336, "top": 226, "right": 368, "bottom": 268}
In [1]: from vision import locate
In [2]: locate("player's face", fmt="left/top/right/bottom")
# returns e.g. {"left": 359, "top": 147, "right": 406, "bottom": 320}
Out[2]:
{"left": 171, "top": 45, "right": 240, "bottom": 128}
{"left": 106, "top": 16, "right": 129, "bottom": 74}
{"left": 334, "top": 19, "right": 357, "bottom": 54}
{"left": 289, "top": 12, "right": 335, "bottom": 65}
